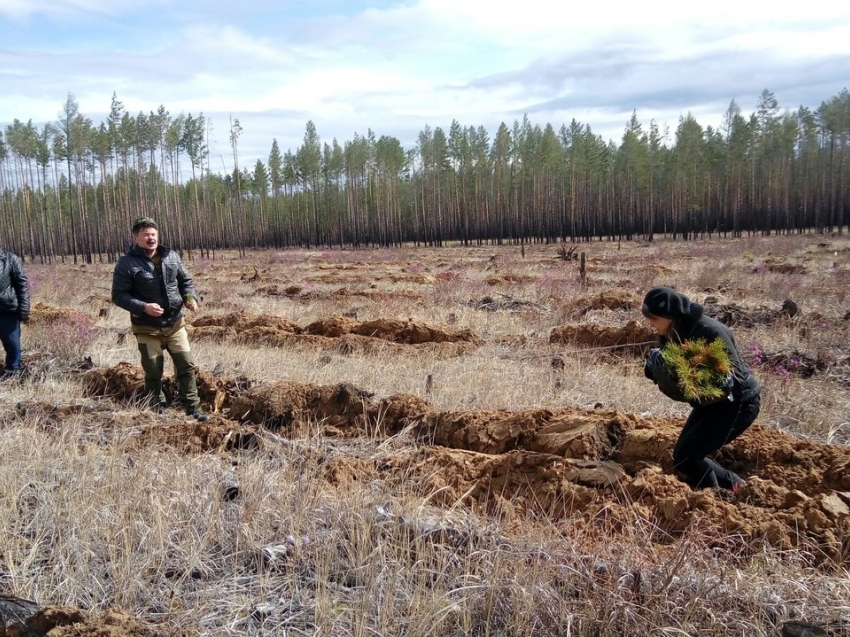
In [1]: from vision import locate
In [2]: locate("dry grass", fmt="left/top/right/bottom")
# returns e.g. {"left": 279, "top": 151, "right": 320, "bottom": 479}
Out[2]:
{"left": 2, "top": 234, "right": 849, "bottom": 636}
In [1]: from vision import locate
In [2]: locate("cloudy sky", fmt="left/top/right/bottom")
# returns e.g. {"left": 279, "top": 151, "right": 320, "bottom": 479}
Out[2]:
{"left": 2, "top": 0, "right": 849, "bottom": 174}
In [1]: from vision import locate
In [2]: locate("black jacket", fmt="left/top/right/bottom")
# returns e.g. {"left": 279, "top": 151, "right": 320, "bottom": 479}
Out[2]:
{"left": 644, "top": 287, "right": 761, "bottom": 403}
{"left": 112, "top": 244, "right": 196, "bottom": 328}
{"left": 0, "top": 249, "right": 30, "bottom": 320}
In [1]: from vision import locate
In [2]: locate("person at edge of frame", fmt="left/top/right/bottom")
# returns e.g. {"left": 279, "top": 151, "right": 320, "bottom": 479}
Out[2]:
{"left": 0, "top": 247, "right": 30, "bottom": 379}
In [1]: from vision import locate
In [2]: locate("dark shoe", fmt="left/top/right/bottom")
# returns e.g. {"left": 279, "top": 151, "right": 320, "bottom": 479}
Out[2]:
{"left": 153, "top": 403, "right": 166, "bottom": 416}
{"left": 187, "top": 407, "right": 209, "bottom": 422}
{"left": 715, "top": 479, "right": 746, "bottom": 503}
{"left": 714, "top": 487, "right": 737, "bottom": 503}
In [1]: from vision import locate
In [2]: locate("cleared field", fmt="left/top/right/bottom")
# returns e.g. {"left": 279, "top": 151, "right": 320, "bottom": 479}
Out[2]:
{"left": 2, "top": 234, "right": 848, "bottom": 636}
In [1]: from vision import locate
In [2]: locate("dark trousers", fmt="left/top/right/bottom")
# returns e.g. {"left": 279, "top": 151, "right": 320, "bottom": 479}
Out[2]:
{"left": 0, "top": 311, "right": 22, "bottom": 372}
{"left": 673, "top": 394, "right": 760, "bottom": 489}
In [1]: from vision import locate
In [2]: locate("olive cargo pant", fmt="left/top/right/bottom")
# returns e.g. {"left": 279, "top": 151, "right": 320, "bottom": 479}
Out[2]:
{"left": 132, "top": 318, "right": 200, "bottom": 410}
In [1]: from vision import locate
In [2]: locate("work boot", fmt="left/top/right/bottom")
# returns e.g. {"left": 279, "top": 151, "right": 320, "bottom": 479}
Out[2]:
{"left": 186, "top": 406, "right": 209, "bottom": 422}
{"left": 1, "top": 368, "right": 21, "bottom": 382}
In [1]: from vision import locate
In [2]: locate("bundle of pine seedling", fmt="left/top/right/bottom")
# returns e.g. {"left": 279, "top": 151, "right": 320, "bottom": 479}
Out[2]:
{"left": 660, "top": 337, "right": 733, "bottom": 403}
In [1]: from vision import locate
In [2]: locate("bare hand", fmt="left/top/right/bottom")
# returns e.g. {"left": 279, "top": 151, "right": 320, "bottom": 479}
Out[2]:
{"left": 186, "top": 299, "right": 198, "bottom": 313}
{"left": 144, "top": 303, "right": 165, "bottom": 317}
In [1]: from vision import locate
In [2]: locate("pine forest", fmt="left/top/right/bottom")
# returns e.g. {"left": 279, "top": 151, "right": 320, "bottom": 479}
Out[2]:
{"left": 1, "top": 88, "right": 849, "bottom": 262}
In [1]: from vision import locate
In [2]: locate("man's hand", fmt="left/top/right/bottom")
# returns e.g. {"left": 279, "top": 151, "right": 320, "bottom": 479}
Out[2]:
{"left": 186, "top": 299, "right": 198, "bottom": 313}
{"left": 144, "top": 303, "right": 165, "bottom": 317}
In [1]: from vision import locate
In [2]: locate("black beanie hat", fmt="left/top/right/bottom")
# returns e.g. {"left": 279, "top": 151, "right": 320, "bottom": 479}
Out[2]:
{"left": 641, "top": 287, "right": 694, "bottom": 319}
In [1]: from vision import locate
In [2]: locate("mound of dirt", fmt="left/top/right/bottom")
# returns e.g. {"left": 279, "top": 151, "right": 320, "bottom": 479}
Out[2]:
{"left": 470, "top": 295, "right": 547, "bottom": 312}
{"left": 187, "top": 325, "right": 237, "bottom": 342}
{"left": 392, "top": 414, "right": 850, "bottom": 562}
{"left": 238, "top": 380, "right": 850, "bottom": 563}
{"left": 703, "top": 300, "right": 800, "bottom": 327}
{"left": 0, "top": 596, "right": 162, "bottom": 637}
{"left": 131, "top": 420, "right": 262, "bottom": 454}
{"left": 350, "top": 318, "right": 480, "bottom": 345}
{"left": 304, "top": 315, "right": 360, "bottom": 337}
{"left": 81, "top": 363, "right": 250, "bottom": 413}
{"left": 328, "top": 287, "right": 425, "bottom": 301}
{"left": 78, "top": 366, "right": 850, "bottom": 564}
{"left": 231, "top": 381, "right": 375, "bottom": 433}
{"left": 572, "top": 289, "right": 642, "bottom": 315}
{"left": 254, "top": 283, "right": 303, "bottom": 296}
{"left": 81, "top": 361, "right": 146, "bottom": 401}
{"left": 761, "top": 259, "right": 808, "bottom": 275}
{"left": 308, "top": 272, "right": 373, "bottom": 284}
{"left": 226, "top": 383, "right": 439, "bottom": 436}
{"left": 484, "top": 273, "right": 534, "bottom": 285}
{"left": 549, "top": 320, "right": 656, "bottom": 353}
{"left": 382, "top": 447, "right": 603, "bottom": 517}
{"left": 189, "top": 311, "right": 306, "bottom": 347}
{"left": 386, "top": 272, "right": 436, "bottom": 284}
{"left": 191, "top": 313, "right": 480, "bottom": 347}
{"left": 28, "top": 302, "right": 92, "bottom": 324}
{"left": 422, "top": 408, "right": 623, "bottom": 457}
{"left": 192, "top": 310, "right": 301, "bottom": 333}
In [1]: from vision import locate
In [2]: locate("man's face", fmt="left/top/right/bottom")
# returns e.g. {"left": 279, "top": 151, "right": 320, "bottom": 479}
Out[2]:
{"left": 134, "top": 227, "right": 159, "bottom": 253}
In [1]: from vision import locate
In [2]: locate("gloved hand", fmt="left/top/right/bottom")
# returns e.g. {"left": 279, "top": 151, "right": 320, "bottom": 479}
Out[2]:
{"left": 645, "top": 348, "right": 661, "bottom": 382}
{"left": 19, "top": 312, "right": 29, "bottom": 323}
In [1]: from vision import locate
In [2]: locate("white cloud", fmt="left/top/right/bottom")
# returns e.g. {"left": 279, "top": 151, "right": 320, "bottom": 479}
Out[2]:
{"left": 2, "top": 0, "right": 849, "bottom": 173}
{"left": 0, "top": 0, "right": 169, "bottom": 20}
